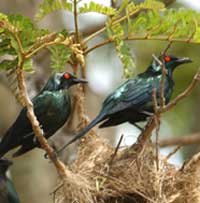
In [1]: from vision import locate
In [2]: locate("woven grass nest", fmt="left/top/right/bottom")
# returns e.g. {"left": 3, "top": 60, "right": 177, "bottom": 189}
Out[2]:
{"left": 54, "top": 130, "right": 200, "bottom": 203}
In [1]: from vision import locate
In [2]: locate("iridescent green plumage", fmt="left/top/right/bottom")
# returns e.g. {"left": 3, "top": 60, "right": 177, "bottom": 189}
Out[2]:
{"left": 59, "top": 54, "right": 192, "bottom": 151}
{"left": 0, "top": 72, "right": 87, "bottom": 157}
{"left": 0, "top": 159, "right": 19, "bottom": 203}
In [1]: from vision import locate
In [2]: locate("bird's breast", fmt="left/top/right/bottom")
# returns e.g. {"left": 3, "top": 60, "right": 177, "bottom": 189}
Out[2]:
{"left": 39, "top": 92, "right": 71, "bottom": 133}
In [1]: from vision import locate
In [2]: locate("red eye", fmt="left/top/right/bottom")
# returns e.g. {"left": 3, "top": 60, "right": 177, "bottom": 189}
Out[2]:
{"left": 64, "top": 73, "right": 70, "bottom": 79}
{"left": 164, "top": 56, "right": 171, "bottom": 62}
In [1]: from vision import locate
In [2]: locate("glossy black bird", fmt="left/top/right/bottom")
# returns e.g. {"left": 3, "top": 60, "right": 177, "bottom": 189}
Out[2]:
{"left": 0, "top": 72, "right": 87, "bottom": 157}
{"left": 0, "top": 159, "right": 20, "bottom": 203}
{"left": 58, "top": 54, "right": 192, "bottom": 151}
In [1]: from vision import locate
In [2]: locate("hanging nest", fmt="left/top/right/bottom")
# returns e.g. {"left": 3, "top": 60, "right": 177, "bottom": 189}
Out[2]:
{"left": 54, "top": 130, "right": 200, "bottom": 203}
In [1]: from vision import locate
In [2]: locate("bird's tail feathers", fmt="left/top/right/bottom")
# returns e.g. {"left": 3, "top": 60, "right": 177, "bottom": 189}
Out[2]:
{"left": 0, "top": 129, "right": 17, "bottom": 158}
{"left": 57, "top": 114, "right": 105, "bottom": 153}
{"left": 0, "top": 139, "right": 9, "bottom": 158}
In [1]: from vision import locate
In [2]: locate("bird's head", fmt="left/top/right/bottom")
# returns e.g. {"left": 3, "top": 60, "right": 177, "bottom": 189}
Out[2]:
{"left": 0, "top": 159, "right": 12, "bottom": 174}
{"left": 43, "top": 72, "right": 88, "bottom": 91}
{"left": 151, "top": 55, "right": 192, "bottom": 74}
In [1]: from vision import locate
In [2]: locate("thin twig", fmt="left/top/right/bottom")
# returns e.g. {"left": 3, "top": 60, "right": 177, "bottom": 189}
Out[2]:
{"left": 109, "top": 134, "right": 124, "bottom": 166}
{"left": 13, "top": 30, "right": 68, "bottom": 178}
{"left": 74, "top": 0, "right": 80, "bottom": 43}
{"left": 152, "top": 88, "right": 160, "bottom": 171}
{"left": 151, "top": 54, "right": 167, "bottom": 109}
{"left": 159, "top": 132, "right": 200, "bottom": 147}
{"left": 180, "top": 151, "right": 200, "bottom": 173}
{"left": 84, "top": 35, "right": 199, "bottom": 55}
{"left": 162, "top": 41, "right": 173, "bottom": 55}
{"left": 83, "top": 8, "right": 148, "bottom": 43}
{"left": 50, "top": 183, "right": 64, "bottom": 197}
{"left": 16, "top": 68, "right": 68, "bottom": 177}
{"left": 136, "top": 117, "right": 156, "bottom": 147}
{"left": 165, "top": 145, "right": 181, "bottom": 161}
{"left": 160, "top": 70, "right": 200, "bottom": 113}
{"left": 136, "top": 59, "right": 199, "bottom": 161}
{"left": 160, "top": 59, "right": 166, "bottom": 108}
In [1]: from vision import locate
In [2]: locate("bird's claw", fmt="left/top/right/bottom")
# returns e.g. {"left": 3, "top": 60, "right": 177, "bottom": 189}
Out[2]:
{"left": 44, "top": 150, "right": 58, "bottom": 160}
{"left": 44, "top": 152, "right": 49, "bottom": 159}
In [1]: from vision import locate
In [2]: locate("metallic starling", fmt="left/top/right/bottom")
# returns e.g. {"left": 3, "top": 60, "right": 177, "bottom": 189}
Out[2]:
{"left": 58, "top": 54, "right": 192, "bottom": 151}
{"left": 0, "top": 72, "right": 87, "bottom": 157}
{"left": 0, "top": 159, "right": 20, "bottom": 203}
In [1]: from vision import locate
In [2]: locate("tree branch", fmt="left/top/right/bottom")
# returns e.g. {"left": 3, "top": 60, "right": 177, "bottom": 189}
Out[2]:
{"left": 74, "top": 0, "right": 80, "bottom": 43}
{"left": 159, "top": 132, "right": 200, "bottom": 147}
{"left": 84, "top": 35, "right": 199, "bottom": 55}
{"left": 83, "top": 8, "right": 148, "bottom": 43}
{"left": 16, "top": 67, "right": 68, "bottom": 177}
{"left": 12, "top": 30, "right": 68, "bottom": 178}
{"left": 159, "top": 71, "right": 200, "bottom": 113}
{"left": 136, "top": 67, "right": 200, "bottom": 152}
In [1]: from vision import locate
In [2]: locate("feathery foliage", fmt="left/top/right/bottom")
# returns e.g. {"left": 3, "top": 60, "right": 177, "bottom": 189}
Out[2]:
{"left": 129, "top": 9, "right": 200, "bottom": 42}
{"left": 35, "top": 0, "right": 73, "bottom": 21}
{"left": 79, "top": 2, "right": 116, "bottom": 15}
{"left": 0, "top": 0, "right": 200, "bottom": 76}
{"left": 106, "top": 0, "right": 165, "bottom": 77}
{"left": 49, "top": 44, "right": 71, "bottom": 71}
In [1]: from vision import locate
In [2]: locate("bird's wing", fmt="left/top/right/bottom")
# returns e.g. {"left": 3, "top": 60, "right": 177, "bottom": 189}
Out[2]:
{"left": 6, "top": 91, "right": 59, "bottom": 139}
{"left": 101, "top": 76, "right": 156, "bottom": 115}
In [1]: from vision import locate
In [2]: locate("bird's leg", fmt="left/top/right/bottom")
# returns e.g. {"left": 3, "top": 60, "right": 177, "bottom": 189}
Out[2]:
{"left": 129, "top": 121, "right": 144, "bottom": 132}
{"left": 140, "top": 110, "right": 154, "bottom": 117}
{"left": 129, "top": 110, "right": 154, "bottom": 131}
{"left": 44, "top": 145, "right": 58, "bottom": 160}
{"left": 133, "top": 123, "right": 144, "bottom": 131}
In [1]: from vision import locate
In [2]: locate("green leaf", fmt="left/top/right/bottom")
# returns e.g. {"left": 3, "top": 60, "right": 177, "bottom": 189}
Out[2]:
{"left": 23, "top": 58, "right": 33, "bottom": 72}
{"left": 0, "top": 58, "right": 18, "bottom": 70}
{"left": 8, "top": 14, "right": 34, "bottom": 32}
{"left": 8, "top": 14, "right": 48, "bottom": 51}
{"left": 0, "top": 12, "right": 9, "bottom": 33}
{"left": 35, "top": 0, "right": 72, "bottom": 21}
{"left": 116, "top": 40, "right": 135, "bottom": 78}
{"left": 49, "top": 44, "right": 71, "bottom": 71}
{"left": 128, "top": 8, "right": 200, "bottom": 43}
{"left": 106, "top": 0, "right": 165, "bottom": 77}
{"left": 115, "top": 0, "right": 129, "bottom": 16}
{"left": 108, "top": 22, "right": 135, "bottom": 77}
{"left": 127, "top": 0, "right": 165, "bottom": 13}
{"left": 0, "top": 35, "right": 16, "bottom": 56}
{"left": 79, "top": 2, "right": 116, "bottom": 15}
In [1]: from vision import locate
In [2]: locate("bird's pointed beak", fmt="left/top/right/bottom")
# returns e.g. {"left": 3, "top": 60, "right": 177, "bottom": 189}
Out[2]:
{"left": 176, "top": 57, "right": 192, "bottom": 65}
{"left": 73, "top": 78, "right": 88, "bottom": 84}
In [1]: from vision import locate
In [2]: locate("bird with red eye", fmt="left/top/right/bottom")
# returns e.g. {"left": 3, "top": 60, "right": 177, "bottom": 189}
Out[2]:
{"left": 57, "top": 54, "right": 192, "bottom": 152}
{"left": 164, "top": 55, "right": 171, "bottom": 62}
{"left": 160, "top": 55, "right": 192, "bottom": 72}
{"left": 0, "top": 72, "right": 87, "bottom": 157}
{"left": 64, "top": 73, "right": 71, "bottom": 79}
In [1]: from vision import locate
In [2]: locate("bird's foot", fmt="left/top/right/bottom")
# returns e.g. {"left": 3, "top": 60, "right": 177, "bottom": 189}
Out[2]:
{"left": 44, "top": 150, "right": 58, "bottom": 161}
{"left": 133, "top": 123, "right": 145, "bottom": 132}
{"left": 140, "top": 110, "right": 154, "bottom": 117}
{"left": 44, "top": 144, "right": 58, "bottom": 160}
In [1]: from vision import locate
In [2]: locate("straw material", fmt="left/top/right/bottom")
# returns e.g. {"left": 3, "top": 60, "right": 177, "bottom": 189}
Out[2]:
{"left": 55, "top": 132, "right": 200, "bottom": 203}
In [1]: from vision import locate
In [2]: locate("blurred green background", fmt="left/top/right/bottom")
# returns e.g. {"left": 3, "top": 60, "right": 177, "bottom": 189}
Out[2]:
{"left": 0, "top": 0, "right": 200, "bottom": 202}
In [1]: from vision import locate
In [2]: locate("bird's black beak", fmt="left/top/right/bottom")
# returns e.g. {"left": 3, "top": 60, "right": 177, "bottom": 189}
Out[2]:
{"left": 176, "top": 57, "right": 192, "bottom": 65}
{"left": 73, "top": 78, "right": 88, "bottom": 84}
